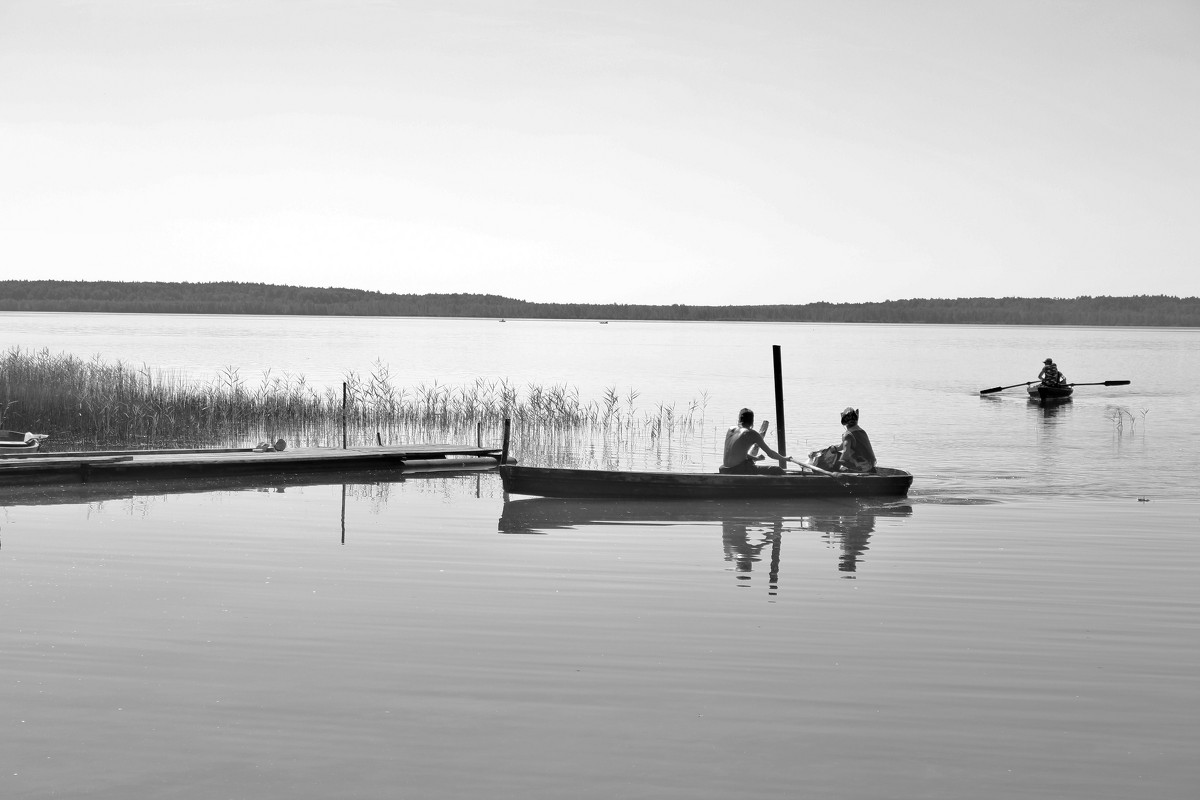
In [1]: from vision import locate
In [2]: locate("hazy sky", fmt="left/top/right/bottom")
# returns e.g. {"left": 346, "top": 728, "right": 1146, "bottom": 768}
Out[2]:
{"left": 2, "top": 0, "right": 1198, "bottom": 305}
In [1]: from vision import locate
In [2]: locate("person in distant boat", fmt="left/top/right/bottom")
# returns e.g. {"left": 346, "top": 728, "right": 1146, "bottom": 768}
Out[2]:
{"left": 1038, "top": 358, "right": 1066, "bottom": 387}
{"left": 834, "top": 407, "right": 877, "bottom": 473}
{"left": 722, "top": 408, "right": 797, "bottom": 474}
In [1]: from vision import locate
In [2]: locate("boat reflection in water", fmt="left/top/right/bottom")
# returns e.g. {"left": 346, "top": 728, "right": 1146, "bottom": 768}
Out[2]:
{"left": 498, "top": 497, "right": 914, "bottom": 583}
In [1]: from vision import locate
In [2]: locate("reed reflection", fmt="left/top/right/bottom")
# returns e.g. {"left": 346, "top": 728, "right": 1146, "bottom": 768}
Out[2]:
{"left": 498, "top": 497, "right": 913, "bottom": 582}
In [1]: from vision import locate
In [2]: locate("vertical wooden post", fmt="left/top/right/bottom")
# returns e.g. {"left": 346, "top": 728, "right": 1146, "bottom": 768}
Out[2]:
{"left": 500, "top": 418, "right": 511, "bottom": 466}
{"left": 477, "top": 421, "right": 482, "bottom": 448}
{"left": 772, "top": 345, "right": 787, "bottom": 468}
{"left": 342, "top": 381, "right": 348, "bottom": 449}
{"left": 768, "top": 523, "right": 782, "bottom": 595}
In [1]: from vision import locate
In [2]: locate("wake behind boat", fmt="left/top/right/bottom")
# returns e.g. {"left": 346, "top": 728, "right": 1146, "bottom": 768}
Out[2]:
{"left": 499, "top": 463, "right": 913, "bottom": 500}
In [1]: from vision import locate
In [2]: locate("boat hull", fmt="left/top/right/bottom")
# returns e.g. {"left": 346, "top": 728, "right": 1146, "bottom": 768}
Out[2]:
{"left": 1027, "top": 384, "right": 1074, "bottom": 402}
{"left": 499, "top": 465, "right": 913, "bottom": 499}
{"left": 0, "top": 430, "right": 46, "bottom": 452}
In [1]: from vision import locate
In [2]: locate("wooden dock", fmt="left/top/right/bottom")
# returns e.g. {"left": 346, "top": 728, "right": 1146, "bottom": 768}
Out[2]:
{"left": 0, "top": 444, "right": 505, "bottom": 488}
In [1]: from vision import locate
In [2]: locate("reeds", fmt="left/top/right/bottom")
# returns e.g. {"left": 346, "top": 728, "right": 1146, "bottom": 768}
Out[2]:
{"left": 1106, "top": 405, "right": 1149, "bottom": 439}
{"left": 1, "top": 348, "right": 709, "bottom": 463}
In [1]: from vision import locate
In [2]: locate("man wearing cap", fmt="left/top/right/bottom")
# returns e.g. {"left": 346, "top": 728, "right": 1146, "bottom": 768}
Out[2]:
{"left": 835, "top": 407, "right": 876, "bottom": 473}
{"left": 1038, "top": 358, "right": 1066, "bottom": 387}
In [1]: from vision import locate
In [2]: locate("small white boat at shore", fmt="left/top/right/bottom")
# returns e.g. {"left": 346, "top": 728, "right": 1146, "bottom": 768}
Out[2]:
{"left": 0, "top": 430, "right": 48, "bottom": 452}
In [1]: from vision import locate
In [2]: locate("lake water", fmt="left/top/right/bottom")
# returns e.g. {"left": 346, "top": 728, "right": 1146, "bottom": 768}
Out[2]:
{"left": 2, "top": 313, "right": 1199, "bottom": 799}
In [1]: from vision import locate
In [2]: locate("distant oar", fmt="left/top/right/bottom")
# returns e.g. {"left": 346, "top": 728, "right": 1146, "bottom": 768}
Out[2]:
{"left": 979, "top": 381, "right": 1033, "bottom": 395}
{"left": 1067, "top": 380, "right": 1131, "bottom": 388}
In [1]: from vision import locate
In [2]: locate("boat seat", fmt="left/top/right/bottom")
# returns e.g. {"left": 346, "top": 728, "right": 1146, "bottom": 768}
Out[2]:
{"left": 718, "top": 464, "right": 785, "bottom": 475}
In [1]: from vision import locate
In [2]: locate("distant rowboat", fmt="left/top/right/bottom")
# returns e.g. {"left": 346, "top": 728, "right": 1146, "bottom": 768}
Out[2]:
{"left": 981, "top": 379, "right": 1127, "bottom": 397}
{"left": 1028, "top": 384, "right": 1073, "bottom": 402}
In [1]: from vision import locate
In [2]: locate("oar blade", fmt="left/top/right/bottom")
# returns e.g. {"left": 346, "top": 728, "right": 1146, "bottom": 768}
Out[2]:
{"left": 979, "top": 381, "right": 1030, "bottom": 395}
{"left": 748, "top": 420, "right": 769, "bottom": 457}
{"left": 1104, "top": 380, "right": 1131, "bottom": 386}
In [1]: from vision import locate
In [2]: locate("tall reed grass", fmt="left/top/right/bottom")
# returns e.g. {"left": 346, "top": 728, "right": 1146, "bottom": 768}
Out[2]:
{"left": 1, "top": 347, "right": 709, "bottom": 463}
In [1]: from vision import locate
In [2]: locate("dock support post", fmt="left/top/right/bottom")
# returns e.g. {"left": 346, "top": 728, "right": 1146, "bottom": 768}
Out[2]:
{"left": 477, "top": 421, "right": 482, "bottom": 448}
{"left": 772, "top": 344, "right": 788, "bottom": 468}
{"left": 500, "top": 418, "right": 511, "bottom": 466}
{"left": 342, "top": 382, "right": 348, "bottom": 449}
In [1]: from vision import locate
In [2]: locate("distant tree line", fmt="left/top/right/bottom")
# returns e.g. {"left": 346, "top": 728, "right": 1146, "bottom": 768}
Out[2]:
{"left": 1, "top": 280, "right": 1198, "bottom": 326}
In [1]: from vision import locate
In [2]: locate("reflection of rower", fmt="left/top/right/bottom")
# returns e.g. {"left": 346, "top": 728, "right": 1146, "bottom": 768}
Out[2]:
{"left": 721, "top": 519, "right": 777, "bottom": 573}
{"left": 497, "top": 497, "right": 912, "bottom": 581}
{"left": 722, "top": 519, "right": 765, "bottom": 573}
{"left": 721, "top": 518, "right": 783, "bottom": 591}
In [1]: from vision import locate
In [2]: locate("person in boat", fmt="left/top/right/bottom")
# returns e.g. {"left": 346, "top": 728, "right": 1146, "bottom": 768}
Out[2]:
{"left": 722, "top": 408, "right": 797, "bottom": 474}
{"left": 834, "top": 407, "right": 877, "bottom": 473}
{"left": 1038, "top": 358, "right": 1067, "bottom": 387}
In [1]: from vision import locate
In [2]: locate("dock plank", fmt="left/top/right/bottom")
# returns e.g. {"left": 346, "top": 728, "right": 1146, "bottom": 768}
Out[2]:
{"left": 0, "top": 444, "right": 505, "bottom": 488}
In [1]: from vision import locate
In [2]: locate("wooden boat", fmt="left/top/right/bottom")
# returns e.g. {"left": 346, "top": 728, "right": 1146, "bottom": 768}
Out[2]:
{"left": 0, "top": 430, "right": 48, "bottom": 452}
{"left": 499, "top": 464, "right": 913, "bottom": 500}
{"left": 1027, "top": 383, "right": 1074, "bottom": 402}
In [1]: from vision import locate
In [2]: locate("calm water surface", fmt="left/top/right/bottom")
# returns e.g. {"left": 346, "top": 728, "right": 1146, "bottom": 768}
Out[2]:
{"left": 3, "top": 313, "right": 1199, "bottom": 798}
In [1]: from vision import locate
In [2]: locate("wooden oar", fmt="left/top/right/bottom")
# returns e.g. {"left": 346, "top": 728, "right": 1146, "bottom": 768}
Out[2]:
{"left": 796, "top": 460, "right": 854, "bottom": 491}
{"left": 979, "top": 381, "right": 1033, "bottom": 395}
{"left": 750, "top": 421, "right": 807, "bottom": 471}
{"left": 748, "top": 421, "right": 769, "bottom": 458}
{"left": 1066, "top": 380, "right": 1131, "bottom": 388}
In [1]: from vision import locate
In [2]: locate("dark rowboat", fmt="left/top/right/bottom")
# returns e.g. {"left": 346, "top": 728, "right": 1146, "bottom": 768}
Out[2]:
{"left": 499, "top": 464, "right": 913, "bottom": 500}
{"left": 1027, "top": 384, "right": 1073, "bottom": 402}
{"left": 0, "top": 430, "right": 48, "bottom": 452}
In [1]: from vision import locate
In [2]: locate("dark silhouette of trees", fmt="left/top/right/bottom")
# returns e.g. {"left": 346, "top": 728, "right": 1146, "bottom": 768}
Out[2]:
{"left": 1, "top": 280, "right": 1197, "bottom": 326}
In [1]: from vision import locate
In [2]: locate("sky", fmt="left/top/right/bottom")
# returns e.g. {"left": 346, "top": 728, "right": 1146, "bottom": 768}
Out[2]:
{"left": 2, "top": 0, "right": 1198, "bottom": 305}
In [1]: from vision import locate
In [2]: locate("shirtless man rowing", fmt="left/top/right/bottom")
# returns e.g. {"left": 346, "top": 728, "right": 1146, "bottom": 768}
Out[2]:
{"left": 722, "top": 408, "right": 797, "bottom": 474}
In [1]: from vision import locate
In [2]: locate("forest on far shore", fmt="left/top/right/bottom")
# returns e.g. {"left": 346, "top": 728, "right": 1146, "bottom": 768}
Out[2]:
{"left": 1, "top": 280, "right": 1198, "bottom": 327}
